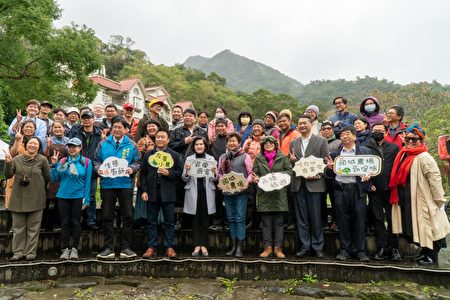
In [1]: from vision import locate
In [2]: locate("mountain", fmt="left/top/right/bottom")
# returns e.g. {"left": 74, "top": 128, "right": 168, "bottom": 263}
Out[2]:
{"left": 183, "top": 49, "right": 303, "bottom": 97}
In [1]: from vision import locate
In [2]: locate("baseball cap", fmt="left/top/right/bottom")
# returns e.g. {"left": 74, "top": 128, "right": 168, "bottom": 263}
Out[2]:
{"left": 67, "top": 107, "right": 80, "bottom": 115}
{"left": 41, "top": 101, "right": 53, "bottom": 109}
{"left": 123, "top": 103, "right": 134, "bottom": 110}
{"left": 67, "top": 138, "right": 82, "bottom": 146}
{"left": 81, "top": 111, "right": 94, "bottom": 119}
{"left": 148, "top": 98, "right": 165, "bottom": 107}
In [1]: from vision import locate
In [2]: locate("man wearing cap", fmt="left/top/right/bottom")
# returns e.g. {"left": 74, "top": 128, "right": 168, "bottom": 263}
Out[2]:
{"left": 122, "top": 103, "right": 139, "bottom": 139}
{"left": 94, "top": 118, "right": 141, "bottom": 260}
{"left": 135, "top": 98, "right": 169, "bottom": 141}
{"left": 66, "top": 107, "right": 80, "bottom": 132}
{"left": 329, "top": 97, "right": 357, "bottom": 134}
{"left": 38, "top": 101, "right": 54, "bottom": 127}
{"left": 264, "top": 111, "right": 280, "bottom": 140}
{"left": 290, "top": 114, "right": 329, "bottom": 259}
{"left": 325, "top": 125, "right": 372, "bottom": 262}
{"left": 305, "top": 105, "right": 321, "bottom": 136}
{"left": 8, "top": 99, "right": 47, "bottom": 147}
{"left": 68, "top": 110, "right": 104, "bottom": 230}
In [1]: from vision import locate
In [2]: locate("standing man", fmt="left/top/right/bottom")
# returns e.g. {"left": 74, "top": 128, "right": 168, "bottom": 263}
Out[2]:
{"left": 93, "top": 104, "right": 105, "bottom": 123}
{"left": 94, "top": 118, "right": 141, "bottom": 259}
{"left": 170, "top": 105, "right": 184, "bottom": 131}
{"left": 290, "top": 115, "right": 329, "bottom": 258}
{"left": 38, "top": 101, "right": 54, "bottom": 127}
{"left": 98, "top": 104, "right": 118, "bottom": 131}
{"left": 329, "top": 97, "right": 357, "bottom": 134}
{"left": 8, "top": 99, "right": 47, "bottom": 147}
{"left": 68, "top": 111, "right": 104, "bottom": 230}
{"left": 278, "top": 112, "right": 300, "bottom": 157}
{"left": 384, "top": 105, "right": 406, "bottom": 149}
{"left": 135, "top": 99, "right": 169, "bottom": 141}
{"left": 140, "top": 130, "right": 182, "bottom": 258}
{"left": 325, "top": 126, "right": 372, "bottom": 262}
{"left": 365, "top": 122, "right": 401, "bottom": 261}
{"left": 122, "top": 103, "right": 139, "bottom": 139}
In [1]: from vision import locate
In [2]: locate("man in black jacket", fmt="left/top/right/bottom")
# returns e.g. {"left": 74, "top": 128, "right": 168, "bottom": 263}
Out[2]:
{"left": 325, "top": 126, "right": 372, "bottom": 262}
{"left": 68, "top": 111, "right": 104, "bottom": 230}
{"left": 365, "top": 122, "right": 401, "bottom": 261}
{"left": 140, "top": 130, "right": 182, "bottom": 258}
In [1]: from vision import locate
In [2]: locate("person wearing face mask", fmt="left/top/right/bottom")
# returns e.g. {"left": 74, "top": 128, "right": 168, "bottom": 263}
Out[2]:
{"left": 360, "top": 97, "right": 384, "bottom": 129}
{"left": 365, "top": 122, "right": 401, "bottom": 261}
{"left": 235, "top": 112, "right": 253, "bottom": 146}
{"left": 208, "top": 107, "right": 234, "bottom": 142}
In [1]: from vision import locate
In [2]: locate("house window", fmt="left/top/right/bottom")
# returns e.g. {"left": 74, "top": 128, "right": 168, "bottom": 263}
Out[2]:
{"left": 133, "top": 97, "right": 144, "bottom": 112}
{"left": 133, "top": 87, "right": 140, "bottom": 95}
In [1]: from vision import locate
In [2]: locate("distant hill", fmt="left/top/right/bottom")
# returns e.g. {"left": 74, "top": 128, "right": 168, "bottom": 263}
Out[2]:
{"left": 183, "top": 49, "right": 303, "bottom": 97}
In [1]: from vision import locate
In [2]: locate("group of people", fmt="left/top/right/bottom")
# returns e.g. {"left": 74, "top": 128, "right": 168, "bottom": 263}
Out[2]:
{"left": 3, "top": 95, "right": 449, "bottom": 266}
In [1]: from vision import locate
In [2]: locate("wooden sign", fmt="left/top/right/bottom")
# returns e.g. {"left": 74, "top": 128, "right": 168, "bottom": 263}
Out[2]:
{"left": 333, "top": 155, "right": 382, "bottom": 176}
{"left": 293, "top": 155, "right": 326, "bottom": 177}
{"left": 148, "top": 151, "right": 174, "bottom": 169}
{"left": 99, "top": 157, "right": 129, "bottom": 178}
{"left": 187, "top": 158, "right": 217, "bottom": 178}
{"left": 258, "top": 172, "right": 291, "bottom": 192}
{"left": 218, "top": 171, "right": 247, "bottom": 194}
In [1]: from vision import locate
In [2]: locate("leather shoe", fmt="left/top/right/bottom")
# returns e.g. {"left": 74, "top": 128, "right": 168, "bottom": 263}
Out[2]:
{"left": 374, "top": 248, "right": 389, "bottom": 261}
{"left": 295, "top": 249, "right": 309, "bottom": 258}
{"left": 336, "top": 251, "right": 350, "bottom": 261}
{"left": 142, "top": 247, "right": 156, "bottom": 258}
{"left": 357, "top": 253, "right": 370, "bottom": 262}
{"left": 315, "top": 251, "right": 325, "bottom": 258}
{"left": 418, "top": 256, "right": 437, "bottom": 266}
{"left": 166, "top": 247, "right": 177, "bottom": 258}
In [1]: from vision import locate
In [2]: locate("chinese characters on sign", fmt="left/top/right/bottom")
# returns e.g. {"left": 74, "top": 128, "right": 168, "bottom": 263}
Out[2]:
{"left": 218, "top": 171, "right": 247, "bottom": 194}
{"left": 293, "top": 155, "right": 327, "bottom": 177}
{"left": 187, "top": 158, "right": 217, "bottom": 178}
{"left": 99, "top": 157, "right": 129, "bottom": 178}
{"left": 258, "top": 172, "right": 291, "bottom": 192}
{"left": 148, "top": 151, "right": 174, "bottom": 169}
{"left": 333, "top": 155, "right": 382, "bottom": 176}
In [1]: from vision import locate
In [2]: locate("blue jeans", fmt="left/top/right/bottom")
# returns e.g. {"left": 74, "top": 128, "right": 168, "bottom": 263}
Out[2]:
{"left": 146, "top": 191, "right": 175, "bottom": 249}
{"left": 86, "top": 177, "right": 98, "bottom": 225}
{"left": 224, "top": 193, "right": 248, "bottom": 241}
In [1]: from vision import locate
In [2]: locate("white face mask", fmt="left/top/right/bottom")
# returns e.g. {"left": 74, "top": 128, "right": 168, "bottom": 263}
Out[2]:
{"left": 215, "top": 112, "right": 225, "bottom": 119}
{"left": 364, "top": 104, "right": 376, "bottom": 113}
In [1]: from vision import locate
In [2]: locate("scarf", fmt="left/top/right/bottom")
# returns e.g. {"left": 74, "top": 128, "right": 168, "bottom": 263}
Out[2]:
{"left": 58, "top": 154, "right": 82, "bottom": 176}
{"left": 223, "top": 148, "right": 244, "bottom": 174}
{"left": 51, "top": 135, "right": 69, "bottom": 145}
{"left": 263, "top": 150, "right": 277, "bottom": 170}
{"left": 388, "top": 144, "right": 428, "bottom": 204}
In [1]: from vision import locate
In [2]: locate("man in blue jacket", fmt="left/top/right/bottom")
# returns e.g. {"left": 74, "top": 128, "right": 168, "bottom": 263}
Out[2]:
{"left": 329, "top": 97, "right": 358, "bottom": 135}
{"left": 94, "top": 117, "right": 141, "bottom": 260}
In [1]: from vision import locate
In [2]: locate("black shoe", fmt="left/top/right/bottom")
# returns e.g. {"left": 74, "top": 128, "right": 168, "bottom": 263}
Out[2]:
{"left": 357, "top": 253, "right": 370, "bottom": 262}
{"left": 225, "top": 238, "right": 236, "bottom": 256}
{"left": 336, "top": 251, "right": 350, "bottom": 261}
{"left": 315, "top": 251, "right": 325, "bottom": 258}
{"left": 234, "top": 240, "right": 243, "bottom": 258}
{"left": 97, "top": 248, "right": 115, "bottom": 260}
{"left": 412, "top": 253, "right": 424, "bottom": 261}
{"left": 374, "top": 248, "right": 389, "bottom": 261}
{"left": 295, "top": 249, "right": 309, "bottom": 258}
{"left": 418, "top": 256, "right": 438, "bottom": 266}
{"left": 391, "top": 248, "right": 402, "bottom": 262}
{"left": 88, "top": 224, "right": 99, "bottom": 231}
{"left": 120, "top": 248, "right": 137, "bottom": 259}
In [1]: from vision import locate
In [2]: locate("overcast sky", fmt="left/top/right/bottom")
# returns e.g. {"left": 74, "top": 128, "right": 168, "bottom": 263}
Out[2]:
{"left": 55, "top": 0, "right": 450, "bottom": 85}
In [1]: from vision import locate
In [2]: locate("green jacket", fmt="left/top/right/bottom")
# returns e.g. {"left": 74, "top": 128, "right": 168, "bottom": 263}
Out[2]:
{"left": 253, "top": 150, "right": 292, "bottom": 212}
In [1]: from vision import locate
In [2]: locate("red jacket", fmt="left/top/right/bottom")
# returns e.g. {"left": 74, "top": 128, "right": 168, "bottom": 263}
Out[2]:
{"left": 385, "top": 122, "right": 406, "bottom": 149}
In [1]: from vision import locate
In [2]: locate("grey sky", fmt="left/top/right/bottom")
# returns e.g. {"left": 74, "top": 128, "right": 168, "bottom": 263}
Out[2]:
{"left": 55, "top": 0, "right": 450, "bottom": 85}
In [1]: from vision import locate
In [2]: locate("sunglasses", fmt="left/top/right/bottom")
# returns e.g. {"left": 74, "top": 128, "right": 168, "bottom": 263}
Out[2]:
{"left": 405, "top": 137, "right": 420, "bottom": 143}
{"left": 321, "top": 127, "right": 333, "bottom": 130}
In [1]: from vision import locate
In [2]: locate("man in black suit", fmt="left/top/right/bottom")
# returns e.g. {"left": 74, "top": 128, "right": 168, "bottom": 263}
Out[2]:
{"left": 140, "top": 130, "right": 182, "bottom": 258}
{"left": 290, "top": 115, "right": 329, "bottom": 258}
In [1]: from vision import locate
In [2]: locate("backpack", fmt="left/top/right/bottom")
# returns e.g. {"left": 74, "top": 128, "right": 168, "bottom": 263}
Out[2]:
{"left": 60, "top": 156, "right": 89, "bottom": 168}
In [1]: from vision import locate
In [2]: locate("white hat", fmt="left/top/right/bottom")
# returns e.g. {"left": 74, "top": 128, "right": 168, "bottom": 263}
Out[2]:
{"left": 67, "top": 107, "right": 80, "bottom": 115}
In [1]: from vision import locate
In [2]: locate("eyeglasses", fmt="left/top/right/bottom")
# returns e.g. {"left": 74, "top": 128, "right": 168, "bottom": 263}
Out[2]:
{"left": 405, "top": 137, "right": 420, "bottom": 143}
{"left": 264, "top": 141, "right": 275, "bottom": 144}
{"left": 321, "top": 127, "right": 333, "bottom": 131}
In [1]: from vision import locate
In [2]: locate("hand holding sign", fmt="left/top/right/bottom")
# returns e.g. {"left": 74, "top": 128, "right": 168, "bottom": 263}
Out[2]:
{"left": 333, "top": 155, "right": 382, "bottom": 176}
{"left": 187, "top": 158, "right": 217, "bottom": 178}
{"left": 98, "top": 157, "right": 129, "bottom": 178}
{"left": 257, "top": 172, "right": 291, "bottom": 192}
{"left": 148, "top": 151, "right": 174, "bottom": 169}
{"left": 218, "top": 171, "right": 247, "bottom": 194}
{"left": 293, "top": 155, "right": 326, "bottom": 178}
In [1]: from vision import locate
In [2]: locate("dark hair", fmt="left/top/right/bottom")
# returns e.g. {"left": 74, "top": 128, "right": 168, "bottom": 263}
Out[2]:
{"left": 189, "top": 136, "right": 209, "bottom": 154}
{"left": 277, "top": 113, "right": 291, "bottom": 121}
{"left": 105, "top": 104, "right": 118, "bottom": 111}
{"left": 226, "top": 132, "right": 242, "bottom": 143}
{"left": 20, "top": 120, "right": 37, "bottom": 133}
{"left": 198, "top": 111, "right": 209, "bottom": 118}
{"left": 390, "top": 105, "right": 404, "bottom": 121}
{"left": 339, "top": 125, "right": 357, "bottom": 136}
{"left": 215, "top": 117, "right": 227, "bottom": 126}
{"left": 51, "top": 120, "right": 65, "bottom": 128}
{"left": 297, "top": 114, "right": 312, "bottom": 123}
{"left": 26, "top": 99, "right": 41, "bottom": 109}
{"left": 237, "top": 111, "right": 253, "bottom": 125}
{"left": 111, "top": 116, "right": 128, "bottom": 128}
{"left": 172, "top": 105, "right": 183, "bottom": 112}
{"left": 24, "top": 136, "right": 42, "bottom": 152}
{"left": 216, "top": 106, "right": 227, "bottom": 116}
{"left": 80, "top": 106, "right": 92, "bottom": 112}
{"left": 53, "top": 108, "right": 67, "bottom": 116}
{"left": 333, "top": 96, "right": 348, "bottom": 105}
{"left": 183, "top": 108, "right": 197, "bottom": 117}
{"left": 371, "top": 122, "right": 388, "bottom": 131}
{"left": 353, "top": 116, "right": 370, "bottom": 128}
{"left": 145, "top": 119, "right": 161, "bottom": 129}
{"left": 156, "top": 129, "right": 170, "bottom": 138}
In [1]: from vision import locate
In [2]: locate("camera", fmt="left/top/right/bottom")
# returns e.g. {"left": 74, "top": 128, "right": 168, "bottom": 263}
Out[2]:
{"left": 18, "top": 175, "right": 30, "bottom": 186}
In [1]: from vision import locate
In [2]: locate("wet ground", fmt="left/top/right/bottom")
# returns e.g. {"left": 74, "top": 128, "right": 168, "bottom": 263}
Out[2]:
{"left": 1, "top": 275, "right": 450, "bottom": 299}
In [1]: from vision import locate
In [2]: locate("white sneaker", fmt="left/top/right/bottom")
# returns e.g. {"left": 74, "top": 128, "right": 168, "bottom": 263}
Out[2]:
{"left": 60, "top": 248, "right": 70, "bottom": 260}
{"left": 69, "top": 247, "right": 78, "bottom": 259}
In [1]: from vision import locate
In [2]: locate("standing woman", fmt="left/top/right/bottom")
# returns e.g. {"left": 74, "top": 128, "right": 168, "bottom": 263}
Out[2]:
{"left": 4, "top": 137, "right": 50, "bottom": 261}
{"left": 253, "top": 136, "right": 292, "bottom": 258}
{"left": 218, "top": 132, "right": 253, "bottom": 257}
{"left": 182, "top": 137, "right": 217, "bottom": 256}
{"left": 390, "top": 123, "right": 450, "bottom": 265}
{"left": 50, "top": 138, "right": 92, "bottom": 260}
{"left": 353, "top": 116, "right": 371, "bottom": 146}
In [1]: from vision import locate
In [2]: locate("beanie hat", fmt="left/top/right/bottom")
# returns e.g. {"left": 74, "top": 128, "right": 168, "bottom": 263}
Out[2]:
{"left": 265, "top": 111, "right": 278, "bottom": 122}
{"left": 279, "top": 109, "right": 292, "bottom": 120}
{"left": 305, "top": 105, "right": 320, "bottom": 117}
{"left": 261, "top": 135, "right": 278, "bottom": 149}
{"left": 252, "top": 119, "right": 265, "bottom": 128}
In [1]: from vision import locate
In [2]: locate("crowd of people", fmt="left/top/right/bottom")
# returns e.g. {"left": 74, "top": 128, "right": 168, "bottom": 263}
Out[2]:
{"left": 3, "top": 96, "right": 449, "bottom": 266}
